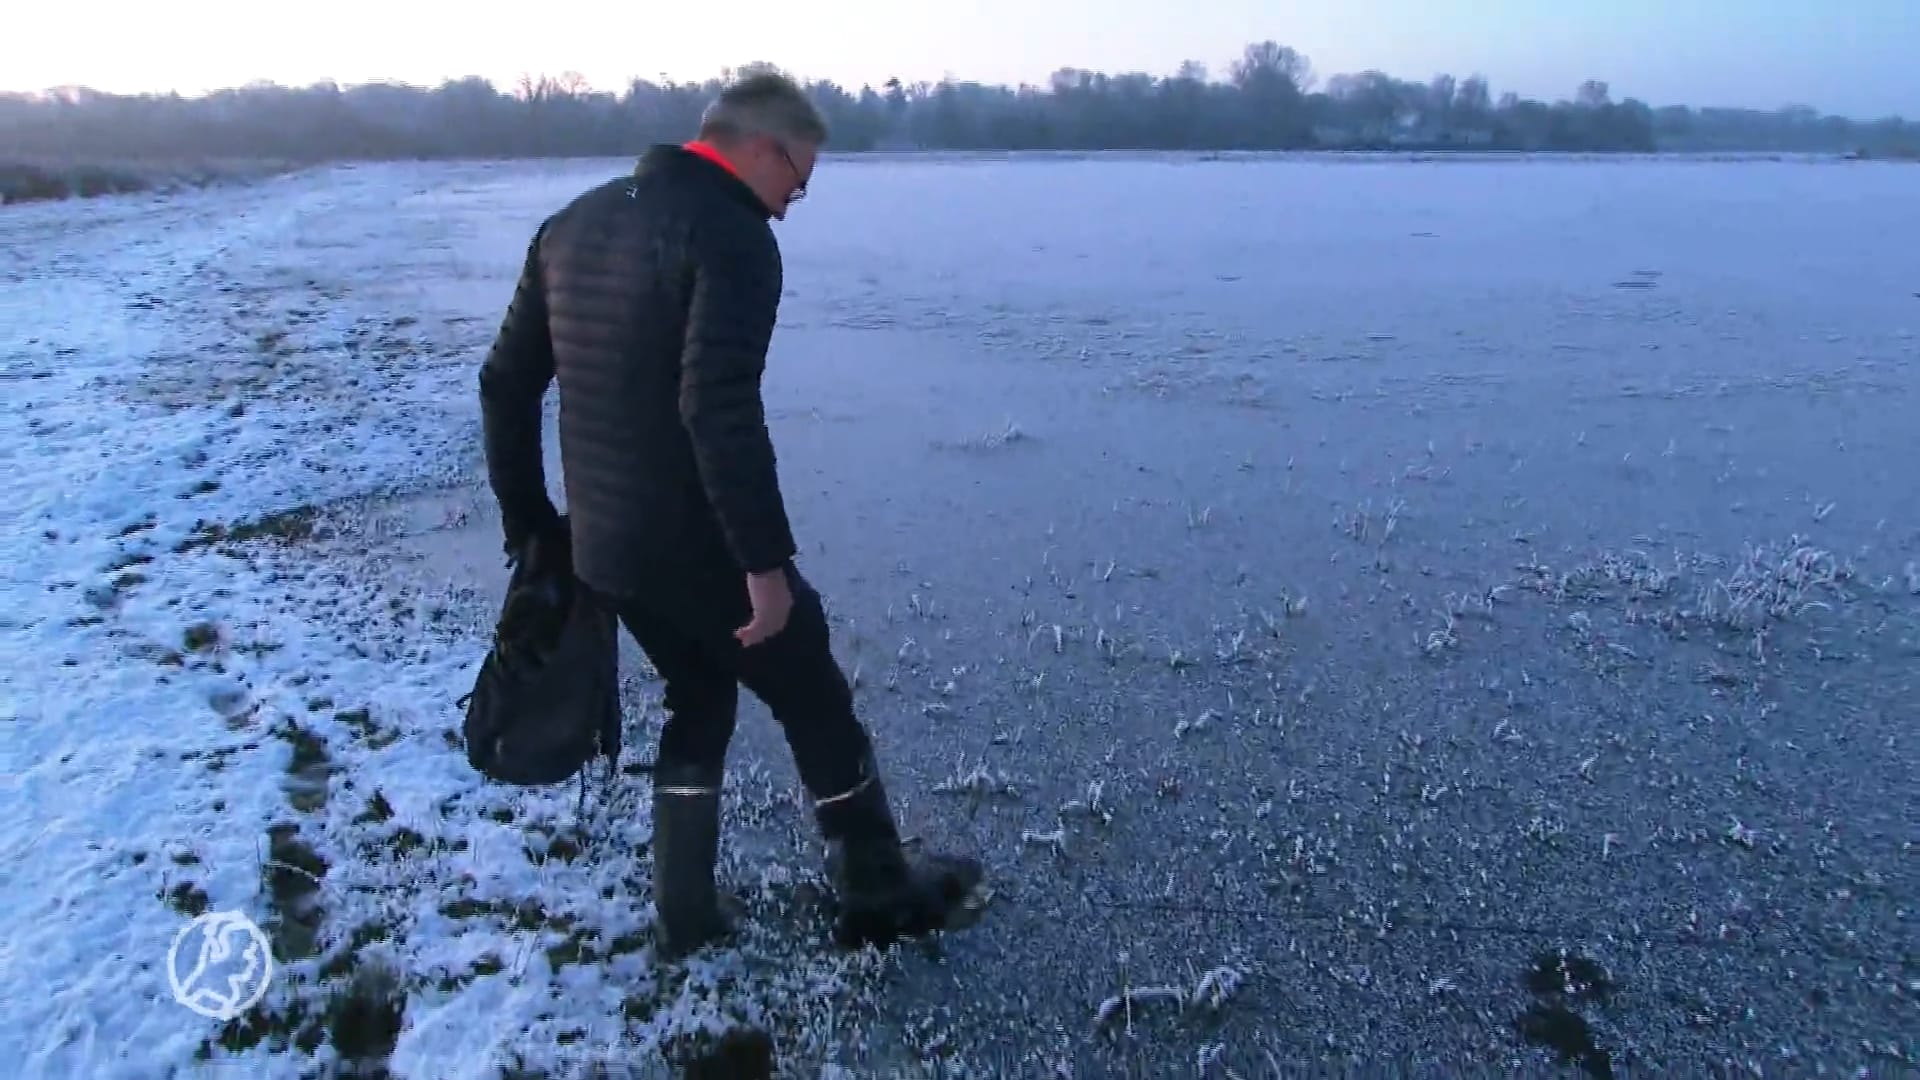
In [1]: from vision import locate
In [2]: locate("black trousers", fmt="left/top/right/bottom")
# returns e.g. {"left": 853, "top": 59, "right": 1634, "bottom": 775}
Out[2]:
{"left": 610, "top": 565, "right": 874, "bottom": 799}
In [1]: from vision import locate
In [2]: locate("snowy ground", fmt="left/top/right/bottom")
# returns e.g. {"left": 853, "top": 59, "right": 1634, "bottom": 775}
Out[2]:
{"left": 3, "top": 153, "right": 1918, "bottom": 1079}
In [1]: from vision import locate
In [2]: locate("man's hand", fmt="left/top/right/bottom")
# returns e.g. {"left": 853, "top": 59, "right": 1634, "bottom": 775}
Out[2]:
{"left": 735, "top": 567, "right": 794, "bottom": 647}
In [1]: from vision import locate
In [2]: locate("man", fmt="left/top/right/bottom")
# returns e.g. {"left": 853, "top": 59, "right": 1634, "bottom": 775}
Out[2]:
{"left": 476, "top": 72, "right": 984, "bottom": 958}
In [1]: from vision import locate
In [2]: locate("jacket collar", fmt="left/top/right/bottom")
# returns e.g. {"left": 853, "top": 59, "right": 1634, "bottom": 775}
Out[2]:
{"left": 680, "top": 140, "right": 740, "bottom": 178}
{"left": 634, "top": 143, "right": 770, "bottom": 220}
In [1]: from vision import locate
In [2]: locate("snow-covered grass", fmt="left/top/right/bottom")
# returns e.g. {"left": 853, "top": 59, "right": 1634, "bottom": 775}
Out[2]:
{"left": 1, "top": 164, "right": 920, "bottom": 1080}
{"left": 5, "top": 153, "right": 1918, "bottom": 1078}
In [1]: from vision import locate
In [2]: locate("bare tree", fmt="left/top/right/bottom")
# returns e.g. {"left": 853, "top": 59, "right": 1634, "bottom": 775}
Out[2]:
{"left": 1230, "top": 41, "right": 1313, "bottom": 94}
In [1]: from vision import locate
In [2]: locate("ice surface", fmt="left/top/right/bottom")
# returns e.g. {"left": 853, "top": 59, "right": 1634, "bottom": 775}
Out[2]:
{"left": 3, "top": 153, "right": 1917, "bottom": 1078}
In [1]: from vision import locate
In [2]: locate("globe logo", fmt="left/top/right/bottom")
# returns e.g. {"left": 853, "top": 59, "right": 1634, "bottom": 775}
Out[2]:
{"left": 167, "top": 910, "right": 275, "bottom": 1021}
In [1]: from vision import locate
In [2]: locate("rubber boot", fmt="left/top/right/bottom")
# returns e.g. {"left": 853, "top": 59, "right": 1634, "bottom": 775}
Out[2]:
{"left": 650, "top": 762, "right": 742, "bottom": 960}
{"left": 813, "top": 750, "right": 985, "bottom": 949}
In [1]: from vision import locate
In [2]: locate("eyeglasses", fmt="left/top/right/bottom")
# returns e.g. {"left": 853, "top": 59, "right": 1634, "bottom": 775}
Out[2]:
{"left": 772, "top": 141, "right": 808, "bottom": 202}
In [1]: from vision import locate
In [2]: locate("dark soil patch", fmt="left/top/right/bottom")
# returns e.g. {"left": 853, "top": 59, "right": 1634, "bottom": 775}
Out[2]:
{"left": 175, "top": 506, "right": 323, "bottom": 552}
{"left": 324, "top": 961, "right": 407, "bottom": 1068}
{"left": 274, "top": 718, "right": 333, "bottom": 814}
{"left": 1516, "top": 949, "right": 1618, "bottom": 1079}
{"left": 183, "top": 621, "right": 222, "bottom": 653}
{"left": 161, "top": 879, "right": 210, "bottom": 917}
{"left": 669, "top": 1026, "right": 777, "bottom": 1080}
{"left": 336, "top": 706, "right": 400, "bottom": 750}
{"left": 264, "top": 823, "right": 328, "bottom": 962}
{"left": 353, "top": 790, "right": 395, "bottom": 825}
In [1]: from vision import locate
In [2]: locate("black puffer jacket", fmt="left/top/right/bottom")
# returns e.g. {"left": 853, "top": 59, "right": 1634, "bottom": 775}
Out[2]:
{"left": 478, "top": 144, "right": 798, "bottom": 603}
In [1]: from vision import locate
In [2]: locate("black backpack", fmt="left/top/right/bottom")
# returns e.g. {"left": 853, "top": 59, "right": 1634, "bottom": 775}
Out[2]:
{"left": 458, "top": 520, "right": 622, "bottom": 785}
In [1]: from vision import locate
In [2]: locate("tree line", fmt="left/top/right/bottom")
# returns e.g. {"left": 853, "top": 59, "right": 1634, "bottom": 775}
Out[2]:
{"left": 3, "top": 44, "right": 1916, "bottom": 169}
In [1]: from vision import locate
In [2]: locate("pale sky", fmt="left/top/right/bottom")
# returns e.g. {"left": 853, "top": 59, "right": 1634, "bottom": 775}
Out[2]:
{"left": 9, "top": 0, "right": 1917, "bottom": 119}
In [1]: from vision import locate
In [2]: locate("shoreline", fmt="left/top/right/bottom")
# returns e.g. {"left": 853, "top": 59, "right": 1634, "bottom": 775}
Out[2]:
{"left": 8, "top": 146, "right": 1907, "bottom": 208}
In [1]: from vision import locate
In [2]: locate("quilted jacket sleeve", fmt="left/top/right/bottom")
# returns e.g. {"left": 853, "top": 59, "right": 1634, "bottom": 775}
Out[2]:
{"left": 478, "top": 224, "right": 562, "bottom": 551}
{"left": 677, "top": 210, "right": 798, "bottom": 575}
